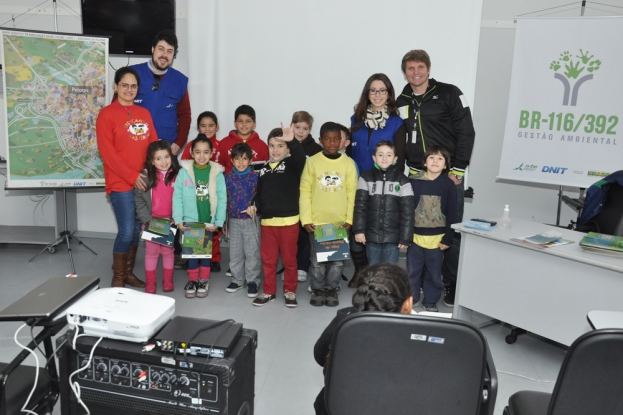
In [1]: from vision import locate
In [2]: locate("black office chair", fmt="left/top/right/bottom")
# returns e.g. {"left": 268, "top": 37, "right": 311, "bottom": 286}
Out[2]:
{"left": 503, "top": 329, "right": 623, "bottom": 415}
{"left": 324, "top": 312, "right": 497, "bottom": 415}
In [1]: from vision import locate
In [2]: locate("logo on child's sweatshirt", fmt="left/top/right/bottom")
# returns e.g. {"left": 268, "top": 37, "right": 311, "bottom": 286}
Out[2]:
{"left": 124, "top": 119, "right": 151, "bottom": 141}
{"left": 195, "top": 180, "right": 209, "bottom": 201}
{"left": 317, "top": 171, "right": 344, "bottom": 192}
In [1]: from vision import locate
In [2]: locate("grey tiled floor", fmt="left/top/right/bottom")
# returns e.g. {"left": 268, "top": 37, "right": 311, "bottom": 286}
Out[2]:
{"left": 0, "top": 238, "right": 566, "bottom": 414}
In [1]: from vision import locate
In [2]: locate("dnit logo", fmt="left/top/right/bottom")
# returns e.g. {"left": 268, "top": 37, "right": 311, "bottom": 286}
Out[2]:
{"left": 542, "top": 166, "right": 568, "bottom": 174}
{"left": 550, "top": 49, "right": 601, "bottom": 106}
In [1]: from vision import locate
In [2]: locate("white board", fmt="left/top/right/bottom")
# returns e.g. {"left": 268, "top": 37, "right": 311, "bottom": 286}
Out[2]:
{"left": 499, "top": 17, "right": 623, "bottom": 188}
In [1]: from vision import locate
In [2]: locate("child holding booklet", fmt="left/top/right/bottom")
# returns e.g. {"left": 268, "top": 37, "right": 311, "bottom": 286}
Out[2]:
{"left": 173, "top": 134, "right": 227, "bottom": 299}
{"left": 135, "top": 141, "right": 179, "bottom": 294}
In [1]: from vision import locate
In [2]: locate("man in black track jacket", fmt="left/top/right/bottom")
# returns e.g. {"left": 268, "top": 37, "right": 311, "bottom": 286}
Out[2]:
{"left": 396, "top": 49, "right": 475, "bottom": 308}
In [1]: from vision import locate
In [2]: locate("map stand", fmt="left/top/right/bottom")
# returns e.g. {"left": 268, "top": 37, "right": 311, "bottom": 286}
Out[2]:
{"left": 29, "top": 189, "right": 97, "bottom": 273}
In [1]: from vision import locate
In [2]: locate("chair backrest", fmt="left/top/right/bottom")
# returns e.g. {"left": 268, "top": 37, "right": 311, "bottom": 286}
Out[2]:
{"left": 324, "top": 312, "right": 495, "bottom": 415}
{"left": 549, "top": 329, "right": 623, "bottom": 415}
{"left": 588, "top": 183, "right": 623, "bottom": 237}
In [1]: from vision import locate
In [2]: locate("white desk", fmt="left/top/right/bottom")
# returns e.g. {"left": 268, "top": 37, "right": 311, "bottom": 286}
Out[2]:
{"left": 452, "top": 218, "right": 623, "bottom": 346}
{"left": 587, "top": 310, "right": 623, "bottom": 330}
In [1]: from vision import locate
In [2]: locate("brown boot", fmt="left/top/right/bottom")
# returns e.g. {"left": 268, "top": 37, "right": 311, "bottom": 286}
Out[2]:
{"left": 125, "top": 245, "right": 146, "bottom": 288}
{"left": 112, "top": 252, "right": 128, "bottom": 287}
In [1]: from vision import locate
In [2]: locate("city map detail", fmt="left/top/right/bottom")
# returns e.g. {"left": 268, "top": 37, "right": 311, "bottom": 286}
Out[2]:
{"left": 2, "top": 30, "right": 108, "bottom": 188}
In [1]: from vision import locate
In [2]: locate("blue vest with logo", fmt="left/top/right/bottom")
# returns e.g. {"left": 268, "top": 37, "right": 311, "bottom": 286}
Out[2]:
{"left": 132, "top": 62, "right": 188, "bottom": 144}
{"left": 350, "top": 114, "right": 403, "bottom": 174}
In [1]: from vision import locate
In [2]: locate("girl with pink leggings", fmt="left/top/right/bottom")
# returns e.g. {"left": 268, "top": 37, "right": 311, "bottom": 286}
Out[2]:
{"left": 135, "top": 141, "right": 180, "bottom": 293}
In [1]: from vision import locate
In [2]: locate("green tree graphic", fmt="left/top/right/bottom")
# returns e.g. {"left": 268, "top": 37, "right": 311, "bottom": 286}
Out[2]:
{"left": 550, "top": 49, "right": 602, "bottom": 106}
{"left": 550, "top": 49, "right": 601, "bottom": 79}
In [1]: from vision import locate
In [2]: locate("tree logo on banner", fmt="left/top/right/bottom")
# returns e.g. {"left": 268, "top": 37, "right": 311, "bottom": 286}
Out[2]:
{"left": 550, "top": 49, "right": 602, "bottom": 106}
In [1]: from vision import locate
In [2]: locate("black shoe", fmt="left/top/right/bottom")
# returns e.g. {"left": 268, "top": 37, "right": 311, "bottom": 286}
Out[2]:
{"left": 284, "top": 291, "right": 298, "bottom": 308}
{"left": 252, "top": 293, "right": 276, "bottom": 306}
{"left": 226, "top": 268, "right": 233, "bottom": 277}
{"left": 325, "top": 288, "right": 339, "bottom": 307}
{"left": 211, "top": 261, "right": 221, "bottom": 272}
{"left": 443, "top": 286, "right": 455, "bottom": 308}
{"left": 310, "top": 289, "right": 326, "bottom": 306}
{"left": 423, "top": 303, "right": 439, "bottom": 312}
{"left": 340, "top": 273, "right": 348, "bottom": 281}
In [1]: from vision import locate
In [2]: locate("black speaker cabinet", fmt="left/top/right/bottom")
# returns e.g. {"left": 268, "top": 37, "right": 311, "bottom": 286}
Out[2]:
{"left": 57, "top": 328, "right": 257, "bottom": 415}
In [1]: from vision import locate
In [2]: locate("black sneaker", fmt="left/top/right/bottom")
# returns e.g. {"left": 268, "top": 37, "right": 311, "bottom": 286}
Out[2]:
{"left": 211, "top": 262, "right": 221, "bottom": 272}
{"left": 284, "top": 291, "right": 298, "bottom": 308}
{"left": 247, "top": 282, "right": 259, "bottom": 298}
{"left": 310, "top": 289, "right": 326, "bottom": 307}
{"left": 225, "top": 282, "right": 243, "bottom": 293}
{"left": 184, "top": 281, "right": 198, "bottom": 298}
{"left": 423, "top": 304, "right": 439, "bottom": 312}
{"left": 325, "top": 288, "right": 339, "bottom": 307}
{"left": 252, "top": 293, "right": 276, "bottom": 306}
{"left": 226, "top": 268, "right": 233, "bottom": 277}
{"left": 443, "top": 286, "right": 455, "bottom": 308}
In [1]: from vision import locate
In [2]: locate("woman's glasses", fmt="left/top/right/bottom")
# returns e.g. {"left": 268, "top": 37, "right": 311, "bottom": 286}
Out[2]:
{"left": 369, "top": 88, "right": 388, "bottom": 96}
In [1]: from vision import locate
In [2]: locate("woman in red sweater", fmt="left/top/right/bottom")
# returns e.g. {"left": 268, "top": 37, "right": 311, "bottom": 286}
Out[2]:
{"left": 96, "top": 67, "right": 158, "bottom": 287}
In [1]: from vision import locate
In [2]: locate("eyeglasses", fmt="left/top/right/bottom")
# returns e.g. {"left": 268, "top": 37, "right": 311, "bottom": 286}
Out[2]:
{"left": 369, "top": 89, "right": 388, "bottom": 96}
{"left": 118, "top": 83, "right": 138, "bottom": 91}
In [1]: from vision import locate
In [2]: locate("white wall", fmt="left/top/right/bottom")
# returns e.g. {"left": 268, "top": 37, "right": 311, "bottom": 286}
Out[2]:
{"left": 187, "top": 0, "right": 483, "bottom": 140}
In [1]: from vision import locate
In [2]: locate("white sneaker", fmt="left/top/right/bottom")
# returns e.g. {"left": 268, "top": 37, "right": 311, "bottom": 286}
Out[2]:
{"left": 297, "top": 270, "right": 308, "bottom": 282}
{"left": 307, "top": 284, "right": 312, "bottom": 293}
{"left": 196, "top": 280, "right": 209, "bottom": 298}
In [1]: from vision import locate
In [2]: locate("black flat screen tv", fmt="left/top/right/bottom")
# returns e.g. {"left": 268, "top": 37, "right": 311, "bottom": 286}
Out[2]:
{"left": 81, "top": 0, "right": 176, "bottom": 56}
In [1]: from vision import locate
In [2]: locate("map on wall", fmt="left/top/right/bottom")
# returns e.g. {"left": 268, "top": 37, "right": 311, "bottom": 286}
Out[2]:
{"left": 1, "top": 30, "right": 108, "bottom": 188}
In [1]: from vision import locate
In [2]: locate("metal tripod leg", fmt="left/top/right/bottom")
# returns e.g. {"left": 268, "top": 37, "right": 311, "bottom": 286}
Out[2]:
{"left": 28, "top": 189, "right": 97, "bottom": 274}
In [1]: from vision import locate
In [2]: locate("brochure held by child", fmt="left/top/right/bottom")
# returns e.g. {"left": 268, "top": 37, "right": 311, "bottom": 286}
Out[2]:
{"left": 181, "top": 222, "right": 213, "bottom": 259}
{"left": 141, "top": 218, "right": 176, "bottom": 247}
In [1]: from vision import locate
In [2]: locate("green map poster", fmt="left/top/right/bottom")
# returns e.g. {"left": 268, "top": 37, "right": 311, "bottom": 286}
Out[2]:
{"left": 1, "top": 30, "right": 108, "bottom": 188}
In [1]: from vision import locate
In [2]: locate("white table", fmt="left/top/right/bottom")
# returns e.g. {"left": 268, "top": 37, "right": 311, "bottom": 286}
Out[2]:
{"left": 587, "top": 310, "right": 623, "bottom": 330}
{"left": 452, "top": 218, "right": 623, "bottom": 346}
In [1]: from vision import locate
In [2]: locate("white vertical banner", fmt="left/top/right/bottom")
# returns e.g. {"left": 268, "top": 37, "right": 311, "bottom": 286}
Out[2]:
{"left": 499, "top": 17, "right": 623, "bottom": 188}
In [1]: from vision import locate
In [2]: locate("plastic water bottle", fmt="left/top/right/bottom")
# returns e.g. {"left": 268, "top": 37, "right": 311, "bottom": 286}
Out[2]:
{"left": 498, "top": 205, "right": 512, "bottom": 230}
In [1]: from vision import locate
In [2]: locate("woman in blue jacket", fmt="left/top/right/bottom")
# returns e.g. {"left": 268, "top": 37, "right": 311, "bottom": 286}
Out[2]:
{"left": 349, "top": 73, "right": 406, "bottom": 175}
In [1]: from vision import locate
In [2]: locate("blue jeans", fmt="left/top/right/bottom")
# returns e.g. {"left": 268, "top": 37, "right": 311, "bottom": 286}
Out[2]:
{"left": 188, "top": 258, "right": 211, "bottom": 270}
{"left": 407, "top": 243, "right": 444, "bottom": 305}
{"left": 366, "top": 242, "right": 399, "bottom": 265}
{"left": 442, "top": 180, "right": 464, "bottom": 288}
{"left": 109, "top": 190, "right": 141, "bottom": 253}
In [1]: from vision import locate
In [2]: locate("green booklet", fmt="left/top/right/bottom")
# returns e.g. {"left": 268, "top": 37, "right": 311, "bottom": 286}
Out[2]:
{"left": 580, "top": 232, "right": 623, "bottom": 254}
{"left": 314, "top": 222, "right": 349, "bottom": 242}
{"left": 147, "top": 217, "right": 172, "bottom": 236}
{"left": 181, "top": 222, "right": 206, "bottom": 249}
{"left": 181, "top": 222, "right": 212, "bottom": 259}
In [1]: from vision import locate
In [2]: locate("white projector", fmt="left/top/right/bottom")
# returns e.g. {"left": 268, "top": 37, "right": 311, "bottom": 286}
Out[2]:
{"left": 66, "top": 287, "right": 175, "bottom": 342}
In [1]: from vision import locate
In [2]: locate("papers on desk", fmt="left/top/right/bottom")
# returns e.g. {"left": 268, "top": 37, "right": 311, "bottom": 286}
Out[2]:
{"left": 580, "top": 233, "right": 623, "bottom": 257}
{"left": 512, "top": 231, "right": 574, "bottom": 249}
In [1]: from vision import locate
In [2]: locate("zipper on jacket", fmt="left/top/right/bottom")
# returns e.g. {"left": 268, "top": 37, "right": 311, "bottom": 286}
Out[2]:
{"left": 381, "top": 171, "right": 386, "bottom": 240}
{"left": 410, "top": 85, "right": 437, "bottom": 153}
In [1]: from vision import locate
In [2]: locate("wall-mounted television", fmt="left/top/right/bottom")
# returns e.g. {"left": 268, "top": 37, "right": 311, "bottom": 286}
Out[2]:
{"left": 81, "top": 0, "right": 176, "bottom": 56}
